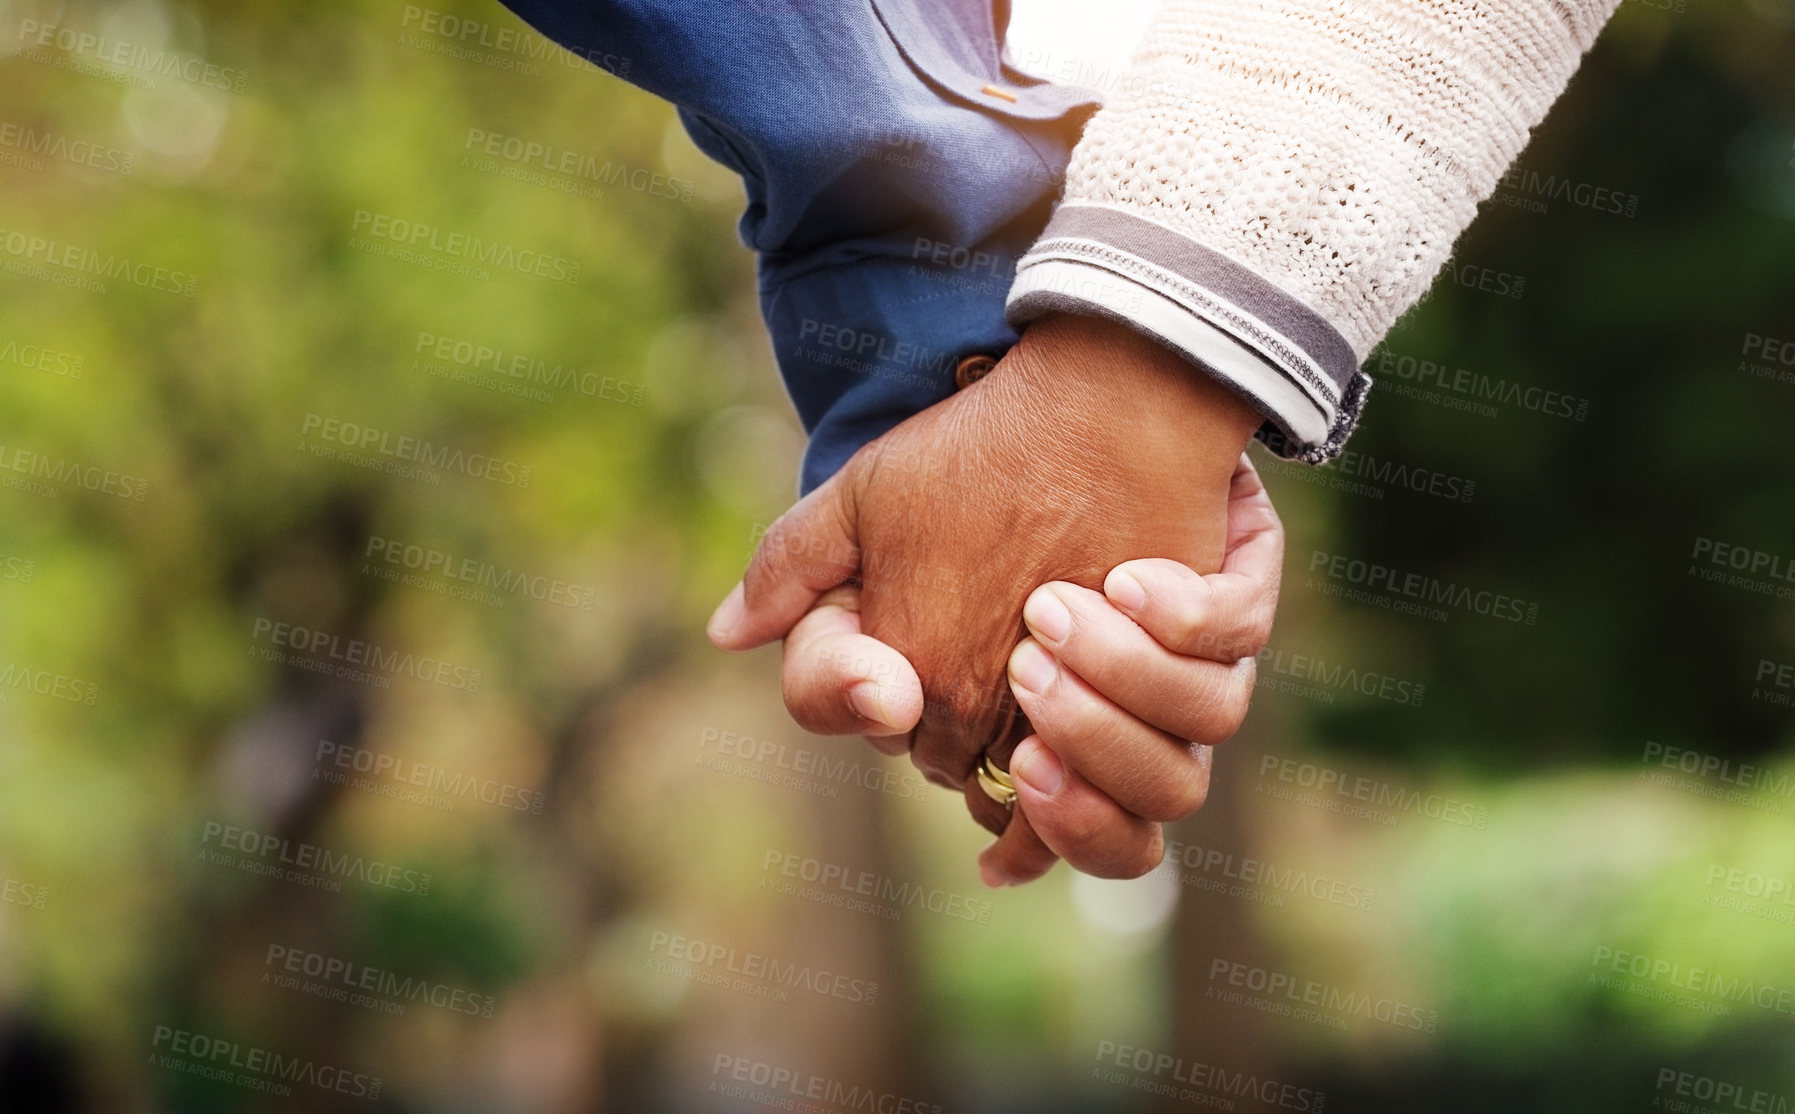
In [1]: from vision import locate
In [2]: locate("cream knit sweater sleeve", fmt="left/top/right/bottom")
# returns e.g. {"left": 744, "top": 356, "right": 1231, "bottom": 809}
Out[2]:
{"left": 1005, "top": 0, "right": 1622, "bottom": 462}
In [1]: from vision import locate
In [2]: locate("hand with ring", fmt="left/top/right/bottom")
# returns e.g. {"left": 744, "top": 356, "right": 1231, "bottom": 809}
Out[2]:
{"left": 707, "top": 315, "right": 1283, "bottom": 887}
{"left": 974, "top": 454, "right": 1282, "bottom": 886}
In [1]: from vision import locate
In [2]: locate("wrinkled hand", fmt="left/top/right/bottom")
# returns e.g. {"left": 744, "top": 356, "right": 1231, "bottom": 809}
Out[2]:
{"left": 981, "top": 454, "right": 1283, "bottom": 884}
{"left": 709, "top": 314, "right": 1264, "bottom": 872}
{"left": 760, "top": 457, "right": 1283, "bottom": 886}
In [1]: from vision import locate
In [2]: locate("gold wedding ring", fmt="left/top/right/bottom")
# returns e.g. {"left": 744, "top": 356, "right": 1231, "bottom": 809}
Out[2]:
{"left": 976, "top": 754, "right": 1016, "bottom": 808}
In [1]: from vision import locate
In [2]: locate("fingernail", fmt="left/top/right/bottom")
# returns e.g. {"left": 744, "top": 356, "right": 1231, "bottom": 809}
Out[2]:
{"left": 1008, "top": 639, "right": 1057, "bottom": 696}
{"left": 1023, "top": 586, "right": 1071, "bottom": 644}
{"left": 1106, "top": 568, "right": 1147, "bottom": 612}
{"left": 1011, "top": 741, "right": 1065, "bottom": 797}
{"left": 979, "top": 860, "right": 1010, "bottom": 889}
{"left": 707, "top": 582, "right": 745, "bottom": 645}
{"left": 848, "top": 680, "right": 900, "bottom": 731}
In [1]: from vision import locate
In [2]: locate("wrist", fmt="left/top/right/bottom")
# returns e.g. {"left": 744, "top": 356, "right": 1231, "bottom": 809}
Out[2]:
{"left": 992, "top": 312, "right": 1261, "bottom": 473}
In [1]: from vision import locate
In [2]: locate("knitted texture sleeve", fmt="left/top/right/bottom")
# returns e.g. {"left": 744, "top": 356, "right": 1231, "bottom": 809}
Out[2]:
{"left": 1005, "top": 0, "right": 1622, "bottom": 462}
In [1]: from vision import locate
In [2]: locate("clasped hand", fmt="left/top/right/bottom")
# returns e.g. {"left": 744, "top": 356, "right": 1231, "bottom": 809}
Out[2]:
{"left": 708, "top": 315, "right": 1285, "bottom": 886}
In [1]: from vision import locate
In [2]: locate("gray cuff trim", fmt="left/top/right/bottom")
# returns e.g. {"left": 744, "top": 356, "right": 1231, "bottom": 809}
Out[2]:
{"left": 1005, "top": 247, "right": 1371, "bottom": 464}
{"left": 1258, "top": 371, "right": 1372, "bottom": 466}
{"left": 1021, "top": 203, "right": 1360, "bottom": 401}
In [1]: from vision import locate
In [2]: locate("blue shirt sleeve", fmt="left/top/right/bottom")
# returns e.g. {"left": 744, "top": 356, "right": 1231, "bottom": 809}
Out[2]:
{"left": 494, "top": 0, "right": 1098, "bottom": 492}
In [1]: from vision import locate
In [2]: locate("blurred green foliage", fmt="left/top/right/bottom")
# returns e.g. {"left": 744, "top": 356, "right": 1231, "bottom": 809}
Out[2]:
{"left": 0, "top": 0, "right": 1791, "bottom": 1110}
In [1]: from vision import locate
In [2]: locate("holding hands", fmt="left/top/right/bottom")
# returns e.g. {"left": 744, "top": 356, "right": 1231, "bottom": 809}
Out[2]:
{"left": 709, "top": 315, "right": 1285, "bottom": 887}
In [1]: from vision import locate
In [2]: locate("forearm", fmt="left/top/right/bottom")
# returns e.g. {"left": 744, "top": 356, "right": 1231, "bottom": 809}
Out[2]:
{"left": 1009, "top": 0, "right": 1623, "bottom": 462}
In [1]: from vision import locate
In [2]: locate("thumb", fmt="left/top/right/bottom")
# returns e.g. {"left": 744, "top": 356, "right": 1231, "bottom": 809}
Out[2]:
{"left": 708, "top": 469, "right": 862, "bottom": 651}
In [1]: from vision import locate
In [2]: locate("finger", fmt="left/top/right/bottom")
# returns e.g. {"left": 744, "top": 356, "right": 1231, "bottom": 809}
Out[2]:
{"left": 1101, "top": 556, "right": 1275, "bottom": 664}
{"left": 1223, "top": 453, "right": 1284, "bottom": 569}
{"left": 708, "top": 471, "right": 862, "bottom": 651}
{"left": 975, "top": 799, "right": 1060, "bottom": 888}
{"left": 1008, "top": 638, "right": 1215, "bottom": 822}
{"left": 1097, "top": 456, "right": 1283, "bottom": 664}
{"left": 1022, "top": 582, "right": 1255, "bottom": 743}
{"left": 1005, "top": 736, "right": 1165, "bottom": 880}
{"left": 781, "top": 587, "right": 924, "bottom": 749}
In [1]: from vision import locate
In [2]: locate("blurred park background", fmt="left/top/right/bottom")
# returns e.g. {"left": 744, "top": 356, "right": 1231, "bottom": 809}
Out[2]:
{"left": 1, "top": 0, "right": 1793, "bottom": 1110}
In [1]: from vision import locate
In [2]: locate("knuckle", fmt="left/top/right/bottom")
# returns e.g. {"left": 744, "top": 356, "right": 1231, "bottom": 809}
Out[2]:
{"left": 1161, "top": 604, "right": 1207, "bottom": 654}
{"left": 1044, "top": 804, "right": 1110, "bottom": 863}
{"left": 1180, "top": 682, "right": 1234, "bottom": 745}
{"left": 1055, "top": 687, "right": 1112, "bottom": 748}
{"left": 1224, "top": 668, "right": 1256, "bottom": 725}
{"left": 1091, "top": 828, "right": 1164, "bottom": 880}
{"left": 782, "top": 692, "right": 832, "bottom": 736}
{"left": 1139, "top": 764, "right": 1210, "bottom": 822}
{"left": 1241, "top": 605, "right": 1277, "bottom": 655}
{"left": 1186, "top": 676, "right": 1253, "bottom": 747}
{"left": 1132, "top": 828, "right": 1168, "bottom": 876}
{"left": 781, "top": 674, "right": 849, "bottom": 737}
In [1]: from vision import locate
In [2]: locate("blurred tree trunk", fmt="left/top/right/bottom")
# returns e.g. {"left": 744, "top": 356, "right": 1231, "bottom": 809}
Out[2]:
{"left": 1156, "top": 736, "right": 1277, "bottom": 1114}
